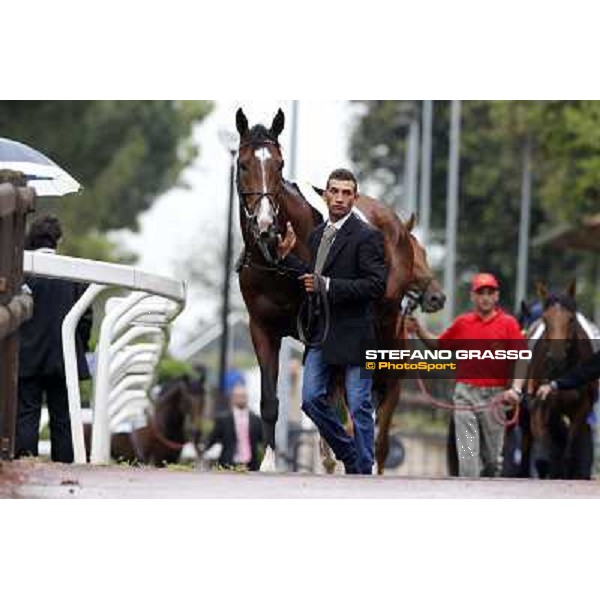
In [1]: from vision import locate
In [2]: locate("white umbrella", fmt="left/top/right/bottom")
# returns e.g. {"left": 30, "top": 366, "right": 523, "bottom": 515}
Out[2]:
{"left": 0, "top": 137, "right": 82, "bottom": 197}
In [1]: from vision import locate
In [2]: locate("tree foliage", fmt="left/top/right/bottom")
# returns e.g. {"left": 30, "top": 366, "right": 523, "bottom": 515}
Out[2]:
{"left": 0, "top": 100, "right": 213, "bottom": 259}
{"left": 349, "top": 101, "right": 600, "bottom": 315}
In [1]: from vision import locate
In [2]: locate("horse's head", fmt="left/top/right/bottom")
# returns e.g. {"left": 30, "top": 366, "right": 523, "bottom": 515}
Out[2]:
{"left": 537, "top": 280, "right": 577, "bottom": 371}
{"left": 401, "top": 214, "right": 446, "bottom": 313}
{"left": 236, "top": 108, "right": 286, "bottom": 264}
{"left": 156, "top": 371, "right": 206, "bottom": 448}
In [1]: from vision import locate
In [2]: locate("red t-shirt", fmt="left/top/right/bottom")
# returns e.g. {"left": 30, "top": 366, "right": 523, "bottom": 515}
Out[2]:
{"left": 438, "top": 309, "right": 525, "bottom": 387}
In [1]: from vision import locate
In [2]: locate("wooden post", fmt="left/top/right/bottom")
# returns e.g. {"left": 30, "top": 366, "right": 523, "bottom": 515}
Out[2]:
{"left": 0, "top": 178, "right": 35, "bottom": 459}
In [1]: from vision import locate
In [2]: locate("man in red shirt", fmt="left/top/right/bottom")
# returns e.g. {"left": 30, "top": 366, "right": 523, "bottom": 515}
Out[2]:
{"left": 408, "top": 273, "right": 525, "bottom": 478}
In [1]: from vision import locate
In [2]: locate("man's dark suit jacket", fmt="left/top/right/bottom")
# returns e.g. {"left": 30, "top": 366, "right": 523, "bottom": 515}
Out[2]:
{"left": 18, "top": 273, "right": 92, "bottom": 380}
{"left": 285, "top": 212, "right": 387, "bottom": 366}
{"left": 205, "top": 410, "right": 264, "bottom": 471}
{"left": 557, "top": 349, "right": 600, "bottom": 390}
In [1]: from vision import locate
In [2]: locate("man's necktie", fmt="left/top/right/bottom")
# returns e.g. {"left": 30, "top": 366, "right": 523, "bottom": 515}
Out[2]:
{"left": 234, "top": 409, "right": 252, "bottom": 464}
{"left": 314, "top": 224, "right": 338, "bottom": 275}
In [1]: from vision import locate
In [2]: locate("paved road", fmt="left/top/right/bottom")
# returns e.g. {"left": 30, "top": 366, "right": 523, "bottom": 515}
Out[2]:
{"left": 2, "top": 460, "right": 600, "bottom": 498}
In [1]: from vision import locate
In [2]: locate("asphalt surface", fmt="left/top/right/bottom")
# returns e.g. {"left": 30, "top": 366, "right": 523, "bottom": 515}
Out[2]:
{"left": 2, "top": 459, "right": 600, "bottom": 498}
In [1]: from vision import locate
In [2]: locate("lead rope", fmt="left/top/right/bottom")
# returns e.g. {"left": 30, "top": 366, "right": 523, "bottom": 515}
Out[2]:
{"left": 297, "top": 275, "right": 330, "bottom": 348}
{"left": 238, "top": 246, "right": 331, "bottom": 348}
{"left": 399, "top": 301, "right": 520, "bottom": 427}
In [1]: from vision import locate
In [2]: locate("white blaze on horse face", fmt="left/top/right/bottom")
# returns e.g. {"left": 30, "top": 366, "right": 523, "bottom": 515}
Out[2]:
{"left": 256, "top": 196, "right": 273, "bottom": 232}
{"left": 254, "top": 147, "right": 272, "bottom": 193}
{"left": 254, "top": 147, "right": 274, "bottom": 232}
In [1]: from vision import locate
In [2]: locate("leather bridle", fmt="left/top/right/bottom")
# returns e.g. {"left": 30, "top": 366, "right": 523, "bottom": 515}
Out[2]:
{"left": 237, "top": 139, "right": 284, "bottom": 265}
{"left": 402, "top": 232, "right": 435, "bottom": 315}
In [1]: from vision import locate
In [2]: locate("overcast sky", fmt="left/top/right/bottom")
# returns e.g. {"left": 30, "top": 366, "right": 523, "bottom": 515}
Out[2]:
{"left": 124, "top": 101, "right": 354, "bottom": 350}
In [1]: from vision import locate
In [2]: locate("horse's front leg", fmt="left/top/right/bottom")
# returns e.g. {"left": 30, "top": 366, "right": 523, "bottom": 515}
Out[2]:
{"left": 319, "top": 374, "right": 352, "bottom": 474}
{"left": 249, "top": 319, "right": 282, "bottom": 472}
{"left": 375, "top": 378, "right": 400, "bottom": 475}
{"left": 565, "top": 400, "right": 594, "bottom": 480}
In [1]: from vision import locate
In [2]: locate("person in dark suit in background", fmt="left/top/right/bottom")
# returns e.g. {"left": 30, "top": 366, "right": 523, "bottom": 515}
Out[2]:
{"left": 203, "top": 370, "right": 263, "bottom": 471}
{"left": 536, "top": 350, "right": 600, "bottom": 400}
{"left": 277, "top": 168, "right": 387, "bottom": 475}
{"left": 15, "top": 215, "right": 93, "bottom": 463}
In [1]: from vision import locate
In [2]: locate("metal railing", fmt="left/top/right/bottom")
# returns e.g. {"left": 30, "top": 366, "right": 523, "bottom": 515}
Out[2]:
{"left": 23, "top": 251, "right": 186, "bottom": 464}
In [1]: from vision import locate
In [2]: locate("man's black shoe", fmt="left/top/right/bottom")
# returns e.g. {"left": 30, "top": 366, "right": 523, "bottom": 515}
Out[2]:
{"left": 344, "top": 462, "right": 359, "bottom": 475}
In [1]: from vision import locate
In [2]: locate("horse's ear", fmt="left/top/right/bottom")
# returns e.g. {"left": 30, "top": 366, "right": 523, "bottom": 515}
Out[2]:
{"left": 536, "top": 281, "right": 548, "bottom": 302}
{"left": 405, "top": 213, "right": 416, "bottom": 232}
{"left": 236, "top": 108, "right": 249, "bottom": 136}
{"left": 312, "top": 185, "right": 325, "bottom": 197}
{"left": 567, "top": 278, "right": 577, "bottom": 298}
{"left": 520, "top": 300, "right": 531, "bottom": 319}
{"left": 270, "top": 108, "right": 285, "bottom": 138}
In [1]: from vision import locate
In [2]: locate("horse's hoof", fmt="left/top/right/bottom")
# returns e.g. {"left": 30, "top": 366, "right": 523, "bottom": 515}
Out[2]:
{"left": 259, "top": 447, "right": 278, "bottom": 473}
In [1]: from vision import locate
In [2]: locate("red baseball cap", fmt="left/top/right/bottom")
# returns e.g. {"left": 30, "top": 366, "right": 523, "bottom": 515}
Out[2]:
{"left": 471, "top": 272, "right": 499, "bottom": 292}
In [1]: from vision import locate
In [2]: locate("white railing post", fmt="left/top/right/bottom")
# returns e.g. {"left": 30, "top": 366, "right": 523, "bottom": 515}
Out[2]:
{"left": 61, "top": 283, "right": 107, "bottom": 464}
{"left": 91, "top": 291, "right": 151, "bottom": 463}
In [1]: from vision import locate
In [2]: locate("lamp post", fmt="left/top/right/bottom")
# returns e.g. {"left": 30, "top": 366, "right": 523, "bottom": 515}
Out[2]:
{"left": 515, "top": 137, "right": 532, "bottom": 312}
{"left": 419, "top": 100, "right": 433, "bottom": 248}
{"left": 217, "top": 130, "right": 238, "bottom": 408}
{"left": 275, "top": 101, "right": 299, "bottom": 468}
{"left": 443, "top": 100, "right": 461, "bottom": 323}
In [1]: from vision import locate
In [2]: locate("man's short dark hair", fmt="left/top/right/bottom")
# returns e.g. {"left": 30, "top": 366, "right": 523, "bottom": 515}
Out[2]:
{"left": 0, "top": 169, "right": 27, "bottom": 187}
{"left": 326, "top": 168, "right": 358, "bottom": 194}
{"left": 25, "top": 215, "right": 63, "bottom": 250}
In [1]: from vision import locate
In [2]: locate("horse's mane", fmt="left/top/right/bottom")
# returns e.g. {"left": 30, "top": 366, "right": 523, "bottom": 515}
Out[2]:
{"left": 287, "top": 180, "right": 324, "bottom": 226}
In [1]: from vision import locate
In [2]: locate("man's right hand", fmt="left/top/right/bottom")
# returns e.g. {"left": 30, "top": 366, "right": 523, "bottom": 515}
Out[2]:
{"left": 277, "top": 221, "right": 297, "bottom": 259}
{"left": 536, "top": 383, "right": 554, "bottom": 401}
{"left": 405, "top": 316, "right": 421, "bottom": 337}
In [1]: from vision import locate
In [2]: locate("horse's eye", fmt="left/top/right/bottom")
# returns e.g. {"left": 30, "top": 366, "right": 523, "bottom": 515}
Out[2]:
{"left": 278, "top": 161, "right": 285, "bottom": 172}
{"left": 239, "top": 162, "right": 248, "bottom": 172}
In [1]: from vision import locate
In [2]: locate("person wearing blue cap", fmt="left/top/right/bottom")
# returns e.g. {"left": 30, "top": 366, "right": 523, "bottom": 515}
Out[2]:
{"left": 203, "top": 370, "right": 263, "bottom": 470}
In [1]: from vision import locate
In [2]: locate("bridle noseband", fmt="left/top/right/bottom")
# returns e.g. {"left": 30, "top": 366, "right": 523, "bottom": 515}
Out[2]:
{"left": 542, "top": 306, "right": 578, "bottom": 373}
{"left": 401, "top": 233, "right": 434, "bottom": 315}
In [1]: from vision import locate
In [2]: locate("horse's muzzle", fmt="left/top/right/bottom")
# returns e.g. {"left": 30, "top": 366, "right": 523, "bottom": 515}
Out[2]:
{"left": 256, "top": 228, "right": 280, "bottom": 264}
{"left": 259, "top": 229, "right": 278, "bottom": 245}
{"left": 422, "top": 290, "right": 446, "bottom": 313}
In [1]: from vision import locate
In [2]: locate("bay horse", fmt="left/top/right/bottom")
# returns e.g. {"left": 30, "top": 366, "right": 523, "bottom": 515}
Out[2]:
{"left": 524, "top": 282, "right": 597, "bottom": 479}
{"left": 83, "top": 372, "right": 205, "bottom": 466}
{"left": 235, "top": 108, "right": 445, "bottom": 473}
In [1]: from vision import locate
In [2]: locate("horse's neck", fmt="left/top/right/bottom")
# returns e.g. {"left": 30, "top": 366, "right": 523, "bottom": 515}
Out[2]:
{"left": 396, "top": 229, "right": 414, "bottom": 296}
{"left": 574, "top": 320, "right": 594, "bottom": 360}
{"left": 155, "top": 385, "right": 185, "bottom": 436}
{"left": 280, "top": 180, "right": 322, "bottom": 253}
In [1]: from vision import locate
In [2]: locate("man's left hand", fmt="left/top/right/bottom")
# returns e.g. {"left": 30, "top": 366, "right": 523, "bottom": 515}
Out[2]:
{"left": 299, "top": 273, "right": 317, "bottom": 293}
{"left": 298, "top": 273, "right": 325, "bottom": 294}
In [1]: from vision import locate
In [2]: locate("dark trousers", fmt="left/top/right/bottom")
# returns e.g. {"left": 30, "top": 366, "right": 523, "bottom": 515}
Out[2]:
{"left": 16, "top": 375, "right": 74, "bottom": 463}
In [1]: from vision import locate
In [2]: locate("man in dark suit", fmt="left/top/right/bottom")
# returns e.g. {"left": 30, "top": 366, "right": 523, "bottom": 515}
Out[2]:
{"left": 16, "top": 215, "right": 93, "bottom": 463}
{"left": 278, "top": 168, "right": 387, "bottom": 474}
{"left": 536, "top": 350, "right": 600, "bottom": 400}
{"left": 204, "top": 370, "right": 263, "bottom": 471}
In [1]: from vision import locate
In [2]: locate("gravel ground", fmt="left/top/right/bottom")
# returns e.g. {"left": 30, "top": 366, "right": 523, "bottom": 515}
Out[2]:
{"left": 2, "top": 459, "right": 600, "bottom": 498}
